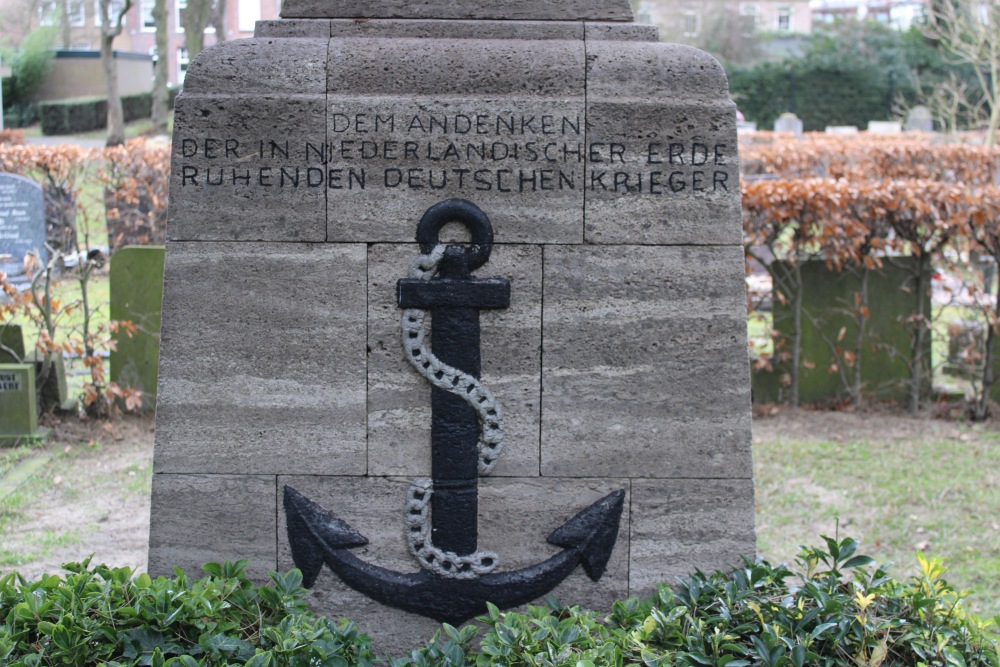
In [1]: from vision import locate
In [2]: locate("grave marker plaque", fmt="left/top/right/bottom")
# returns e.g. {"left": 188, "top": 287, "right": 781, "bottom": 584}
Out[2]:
{"left": 150, "top": 0, "right": 755, "bottom": 651}
{"left": 0, "top": 173, "right": 46, "bottom": 285}
{"left": 0, "top": 363, "right": 40, "bottom": 444}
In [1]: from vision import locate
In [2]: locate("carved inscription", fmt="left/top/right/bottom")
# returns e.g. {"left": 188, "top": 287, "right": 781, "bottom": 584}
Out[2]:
{"left": 0, "top": 371, "right": 21, "bottom": 392}
{"left": 175, "top": 110, "right": 731, "bottom": 197}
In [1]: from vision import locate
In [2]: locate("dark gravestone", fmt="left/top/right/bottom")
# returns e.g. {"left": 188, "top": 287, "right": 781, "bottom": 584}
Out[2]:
{"left": 0, "top": 173, "right": 47, "bottom": 286}
{"left": 0, "top": 324, "right": 26, "bottom": 363}
{"left": 0, "top": 363, "right": 41, "bottom": 444}
{"left": 110, "top": 246, "right": 165, "bottom": 412}
{"left": 755, "top": 258, "right": 931, "bottom": 404}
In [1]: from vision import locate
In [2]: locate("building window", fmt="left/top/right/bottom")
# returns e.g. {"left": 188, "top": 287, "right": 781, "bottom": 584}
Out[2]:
{"left": 683, "top": 11, "right": 700, "bottom": 37}
{"left": 739, "top": 3, "right": 759, "bottom": 34}
{"left": 178, "top": 45, "right": 189, "bottom": 82}
{"left": 238, "top": 0, "right": 261, "bottom": 32}
{"left": 68, "top": 0, "right": 87, "bottom": 26}
{"left": 94, "top": 0, "right": 128, "bottom": 26}
{"left": 38, "top": 0, "right": 58, "bottom": 25}
{"left": 140, "top": 0, "right": 156, "bottom": 30}
{"left": 38, "top": 0, "right": 88, "bottom": 26}
{"left": 777, "top": 6, "right": 791, "bottom": 31}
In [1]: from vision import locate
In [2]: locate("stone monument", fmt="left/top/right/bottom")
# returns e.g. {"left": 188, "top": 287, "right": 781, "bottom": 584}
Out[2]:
{"left": 149, "top": 0, "right": 755, "bottom": 651}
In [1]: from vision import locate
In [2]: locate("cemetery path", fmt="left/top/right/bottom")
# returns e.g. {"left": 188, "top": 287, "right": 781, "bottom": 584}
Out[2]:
{"left": 0, "top": 415, "right": 153, "bottom": 580}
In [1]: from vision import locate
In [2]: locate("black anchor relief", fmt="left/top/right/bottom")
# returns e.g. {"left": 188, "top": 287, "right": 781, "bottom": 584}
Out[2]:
{"left": 284, "top": 198, "right": 625, "bottom": 625}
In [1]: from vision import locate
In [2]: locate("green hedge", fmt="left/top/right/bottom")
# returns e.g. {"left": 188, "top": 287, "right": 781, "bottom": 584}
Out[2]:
{"left": 728, "top": 62, "right": 898, "bottom": 132}
{"left": 1, "top": 536, "right": 997, "bottom": 666}
{"left": 38, "top": 92, "right": 159, "bottom": 136}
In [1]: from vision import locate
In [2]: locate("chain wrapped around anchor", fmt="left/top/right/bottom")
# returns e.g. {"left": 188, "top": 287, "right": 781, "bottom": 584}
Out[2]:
{"left": 401, "top": 244, "right": 504, "bottom": 579}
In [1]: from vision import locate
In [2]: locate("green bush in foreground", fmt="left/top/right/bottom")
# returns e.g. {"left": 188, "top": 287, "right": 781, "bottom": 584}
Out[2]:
{"left": 1, "top": 537, "right": 997, "bottom": 666}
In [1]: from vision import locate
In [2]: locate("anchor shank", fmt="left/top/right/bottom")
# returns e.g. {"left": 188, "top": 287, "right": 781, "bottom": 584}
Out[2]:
{"left": 397, "top": 252, "right": 510, "bottom": 558}
{"left": 429, "top": 304, "right": 481, "bottom": 556}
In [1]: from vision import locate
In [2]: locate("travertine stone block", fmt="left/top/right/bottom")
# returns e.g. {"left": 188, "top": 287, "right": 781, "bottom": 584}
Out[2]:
{"left": 584, "top": 22, "right": 658, "bottom": 41}
{"left": 154, "top": 242, "right": 367, "bottom": 475}
{"left": 629, "top": 478, "right": 756, "bottom": 595}
{"left": 540, "top": 245, "right": 752, "bottom": 478}
{"left": 280, "top": 0, "right": 633, "bottom": 21}
{"left": 325, "top": 38, "right": 586, "bottom": 244}
{"left": 148, "top": 474, "right": 277, "bottom": 580}
{"left": 254, "top": 19, "right": 332, "bottom": 37}
{"left": 169, "top": 39, "right": 327, "bottom": 242}
{"left": 584, "top": 41, "right": 740, "bottom": 245}
{"left": 367, "top": 244, "right": 541, "bottom": 476}
{"left": 277, "top": 475, "right": 629, "bottom": 652}
{"left": 322, "top": 19, "right": 584, "bottom": 40}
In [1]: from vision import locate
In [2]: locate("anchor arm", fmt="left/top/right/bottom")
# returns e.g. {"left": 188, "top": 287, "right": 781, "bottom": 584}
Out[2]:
{"left": 285, "top": 485, "right": 626, "bottom": 625}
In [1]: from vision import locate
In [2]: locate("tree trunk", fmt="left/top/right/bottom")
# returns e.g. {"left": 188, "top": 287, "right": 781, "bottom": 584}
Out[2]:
{"left": 183, "top": 0, "right": 214, "bottom": 61}
{"left": 151, "top": 0, "right": 169, "bottom": 134}
{"left": 210, "top": 0, "right": 227, "bottom": 42}
{"left": 101, "top": 32, "right": 125, "bottom": 146}
{"left": 100, "top": 0, "right": 128, "bottom": 147}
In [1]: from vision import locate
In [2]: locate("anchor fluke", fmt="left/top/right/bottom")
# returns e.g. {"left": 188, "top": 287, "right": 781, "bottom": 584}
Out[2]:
{"left": 547, "top": 489, "right": 625, "bottom": 581}
{"left": 284, "top": 485, "right": 368, "bottom": 587}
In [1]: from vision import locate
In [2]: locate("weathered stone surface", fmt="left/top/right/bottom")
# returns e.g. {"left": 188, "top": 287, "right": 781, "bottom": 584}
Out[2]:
{"left": 280, "top": 0, "right": 633, "bottom": 22}
{"left": 169, "top": 39, "right": 327, "bottom": 242}
{"left": 277, "top": 475, "right": 629, "bottom": 653}
{"left": 325, "top": 38, "right": 585, "bottom": 243}
{"left": 254, "top": 19, "right": 332, "bottom": 37}
{"left": 148, "top": 474, "right": 276, "bottom": 580}
{"left": 629, "top": 478, "right": 756, "bottom": 595}
{"left": 154, "top": 242, "right": 367, "bottom": 475}
{"left": 110, "top": 246, "right": 164, "bottom": 413}
{"left": 540, "top": 245, "right": 752, "bottom": 478}
{"left": 584, "top": 22, "right": 658, "bottom": 41}
{"left": 367, "top": 243, "right": 541, "bottom": 476}
{"left": 326, "top": 19, "right": 583, "bottom": 40}
{"left": 584, "top": 41, "right": 740, "bottom": 245}
{"left": 183, "top": 39, "right": 328, "bottom": 96}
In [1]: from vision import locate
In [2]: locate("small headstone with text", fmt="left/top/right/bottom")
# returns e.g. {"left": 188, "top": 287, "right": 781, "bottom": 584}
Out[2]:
{"left": 0, "top": 173, "right": 46, "bottom": 286}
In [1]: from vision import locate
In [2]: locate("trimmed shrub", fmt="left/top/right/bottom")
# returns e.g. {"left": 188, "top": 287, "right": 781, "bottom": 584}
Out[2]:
{"left": 38, "top": 93, "right": 154, "bottom": 136}
{"left": 0, "top": 560, "right": 377, "bottom": 666}
{"left": 39, "top": 96, "right": 107, "bottom": 135}
{"left": 1, "top": 536, "right": 997, "bottom": 666}
{"left": 122, "top": 93, "right": 153, "bottom": 123}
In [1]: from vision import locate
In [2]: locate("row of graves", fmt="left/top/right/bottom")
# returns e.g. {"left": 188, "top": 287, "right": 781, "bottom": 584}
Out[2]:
{"left": 0, "top": 171, "right": 163, "bottom": 443}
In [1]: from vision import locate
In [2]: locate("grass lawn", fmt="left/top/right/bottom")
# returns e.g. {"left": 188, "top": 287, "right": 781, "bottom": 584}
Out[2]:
{"left": 754, "top": 413, "right": 1000, "bottom": 620}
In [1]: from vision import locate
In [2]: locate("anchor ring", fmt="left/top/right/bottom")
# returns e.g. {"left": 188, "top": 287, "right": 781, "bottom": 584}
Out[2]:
{"left": 416, "top": 199, "right": 494, "bottom": 271}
